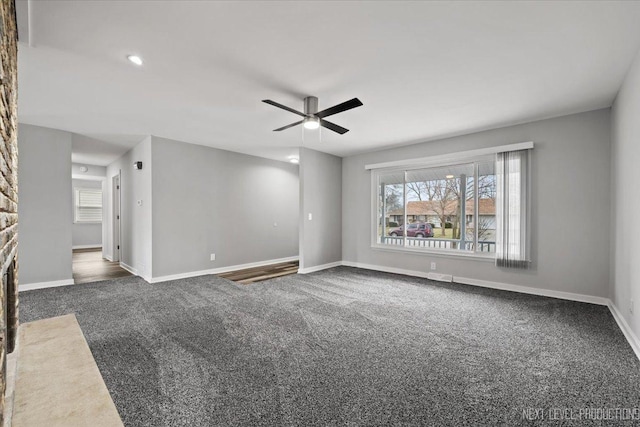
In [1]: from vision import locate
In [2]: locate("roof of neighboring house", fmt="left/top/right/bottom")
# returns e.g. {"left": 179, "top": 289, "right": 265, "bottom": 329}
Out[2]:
{"left": 388, "top": 199, "right": 495, "bottom": 217}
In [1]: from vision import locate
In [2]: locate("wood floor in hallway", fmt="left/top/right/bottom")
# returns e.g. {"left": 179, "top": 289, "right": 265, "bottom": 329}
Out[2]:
{"left": 72, "top": 248, "right": 132, "bottom": 284}
{"left": 217, "top": 261, "right": 299, "bottom": 284}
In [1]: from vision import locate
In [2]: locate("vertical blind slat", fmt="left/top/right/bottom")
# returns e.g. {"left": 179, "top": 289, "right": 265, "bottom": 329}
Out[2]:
{"left": 495, "top": 150, "right": 530, "bottom": 268}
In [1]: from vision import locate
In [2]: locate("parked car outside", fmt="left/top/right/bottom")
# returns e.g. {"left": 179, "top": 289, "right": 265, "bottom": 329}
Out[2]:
{"left": 388, "top": 222, "right": 434, "bottom": 238}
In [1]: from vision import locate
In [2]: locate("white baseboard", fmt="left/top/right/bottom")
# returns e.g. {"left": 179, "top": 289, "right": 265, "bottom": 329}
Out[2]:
{"left": 19, "top": 279, "right": 75, "bottom": 292}
{"left": 607, "top": 301, "right": 640, "bottom": 361}
{"left": 72, "top": 245, "right": 102, "bottom": 250}
{"left": 298, "top": 261, "right": 342, "bottom": 274}
{"left": 427, "top": 272, "right": 453, "bottom": 282}
{"left": 104, "top": 255, "right": 114, "bottom": 262}
{"left": 341, "top": 260, "right": 608, "bottom": 306}
{"left": 119, "top": 262, "right": 138, "bottom": 276}
{"left": 148, "top": 256, "right": 300, "bottom": 284}
{"left": 342, "top": 261, "right": 431, "bottom": 279}
{"left": 454, "top": 276, "right": 609, "bottom": 306}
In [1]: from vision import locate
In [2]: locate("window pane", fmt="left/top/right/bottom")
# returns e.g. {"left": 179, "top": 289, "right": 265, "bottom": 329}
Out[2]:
{"left": 377, "top": 172, "right": 404, "bottom": 246}
{"left": 405, "top": 164, "right": 473, "bottom": 251}
{"left": 475, "top": 160, "right": 496, "bottom": 253}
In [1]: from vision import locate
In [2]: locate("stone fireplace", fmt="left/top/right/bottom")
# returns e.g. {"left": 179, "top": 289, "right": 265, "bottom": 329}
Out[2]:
{"left": 0, "top": 0, "right": 18, "bottom": 424}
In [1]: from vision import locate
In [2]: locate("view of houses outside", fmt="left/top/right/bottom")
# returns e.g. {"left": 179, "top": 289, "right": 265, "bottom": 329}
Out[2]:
{"left": 376, "top": 160, "right": 496, "bottom": 253}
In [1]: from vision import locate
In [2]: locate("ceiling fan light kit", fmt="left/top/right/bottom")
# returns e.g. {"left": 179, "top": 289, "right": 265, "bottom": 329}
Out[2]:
{"left": 303, "top": 117, "right": 320, "bottom": 130}
{"left": 262, "top": 95, "right": 363, "bottom": 135}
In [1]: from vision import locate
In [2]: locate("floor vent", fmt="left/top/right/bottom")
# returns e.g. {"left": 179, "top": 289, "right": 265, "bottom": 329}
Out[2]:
{"left": 427, "top": 272, "right": 453, "bottom": 282}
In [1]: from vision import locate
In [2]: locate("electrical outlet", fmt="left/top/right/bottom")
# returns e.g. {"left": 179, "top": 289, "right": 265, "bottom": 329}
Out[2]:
{"left": 631, "top": 299, "right": 634, "bottom": 314}
{"left": 210, "top": 253, "right": 216, "bottom": 261}
{"left": 430, "top": 262, "right": 436, "bottom": 270}
{"left": 308, "top": 213, "right": 313, "bottom": 220}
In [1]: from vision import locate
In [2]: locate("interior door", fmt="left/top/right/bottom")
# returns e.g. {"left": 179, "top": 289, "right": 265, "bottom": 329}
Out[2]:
{"left": 113, "top": 173, "right": 121, "bottom": 262}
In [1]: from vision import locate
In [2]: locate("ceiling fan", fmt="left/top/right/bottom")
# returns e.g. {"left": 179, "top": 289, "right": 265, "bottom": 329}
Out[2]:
{"left": 262, "top": 96, "right": 363, "bottom": 135}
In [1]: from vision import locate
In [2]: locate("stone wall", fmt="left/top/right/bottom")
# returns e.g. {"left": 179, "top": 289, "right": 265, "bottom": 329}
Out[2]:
{"left": 0, "top": 0, "right": 18, "bottom": 423}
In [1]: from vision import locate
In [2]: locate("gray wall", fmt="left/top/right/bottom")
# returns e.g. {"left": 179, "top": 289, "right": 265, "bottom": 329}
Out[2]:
{"left": 342, "top": 109, "right": 611, "bottom": 298}
{"left": 104, "top": 137, "right": 152, "bottom": 279}
{"left": 18, "top": 124, "right": 73, "bottom": 284}
{"left": 299, "top": 147, "right": 342, "bottom": 270}
{"left": 151, "top": 136, "right": 299, "bottom": 278}
{"left": 72, "top": 178, "right": 103, "bottom": 248}
{"left": 611, "top": 49, "right": 640, "bottom": 332}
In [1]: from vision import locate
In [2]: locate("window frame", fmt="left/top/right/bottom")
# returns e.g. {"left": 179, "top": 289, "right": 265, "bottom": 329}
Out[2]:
{"left": 370, "top": 154, "right": 497, "bottom": 260}
{"left": 74, "top": 187, "right": 103, "bottom": 224}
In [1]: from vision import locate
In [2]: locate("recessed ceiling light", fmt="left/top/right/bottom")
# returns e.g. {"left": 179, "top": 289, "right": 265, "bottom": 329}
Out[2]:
{"left": 303, "top": 117, "right": 320, "bottom": 130}
{"left": 288, "top": 156, "right": 299, "bottom": 164}
{"left": 127, "top": 55, "right": 143, "bottom": 66}
{"left": 445, "top": 174, "right": 455, "bottom": 179}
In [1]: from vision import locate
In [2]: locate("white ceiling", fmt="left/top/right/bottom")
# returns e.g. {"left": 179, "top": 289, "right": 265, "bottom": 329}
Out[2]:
{"left": 71, "top": 133, "right": 145, "bottom": 166}
{"left": 17, "top": 1, "right": 640, "bottom": 164}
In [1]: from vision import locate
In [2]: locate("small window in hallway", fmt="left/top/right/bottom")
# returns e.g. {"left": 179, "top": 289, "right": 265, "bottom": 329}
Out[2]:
{"left": 74, "top": 188, "right": 103, "bottom": 223}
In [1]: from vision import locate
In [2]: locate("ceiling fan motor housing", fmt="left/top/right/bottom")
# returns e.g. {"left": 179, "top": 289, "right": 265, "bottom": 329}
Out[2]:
{"left": 304, "top": 96, "right": 318, "bottom": 116}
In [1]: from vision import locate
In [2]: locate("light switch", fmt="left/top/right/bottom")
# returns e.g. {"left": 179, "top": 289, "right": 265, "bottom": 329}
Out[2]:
{"left": 308, "top": 213, "right": 313, "bottom": 220}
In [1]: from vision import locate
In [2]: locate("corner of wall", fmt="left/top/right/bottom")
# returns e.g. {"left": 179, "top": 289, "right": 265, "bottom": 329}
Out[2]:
{"left": 609, "top": 44, "right": 640, "bottom": 338}
{"left": 298, "top": 147, "right": 342, "bottom": 270}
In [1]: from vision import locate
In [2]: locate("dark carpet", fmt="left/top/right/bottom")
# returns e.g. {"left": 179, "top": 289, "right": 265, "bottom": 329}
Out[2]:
{"left": 19, "top": 267, "right": 640, "bottom": 426}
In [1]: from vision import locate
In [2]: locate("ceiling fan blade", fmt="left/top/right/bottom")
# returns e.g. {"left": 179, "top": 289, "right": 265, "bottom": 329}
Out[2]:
{"left": 315, "top": 98, "right": 363, "bottom": 119}
{"left": 262, "top": 99, "right": 306, "bottom": 117}
{"left": 273, "top": 120, "right": 304, "bottom": 132}
{"left": 320, "top": 119, "right": 349, "bottom": 135}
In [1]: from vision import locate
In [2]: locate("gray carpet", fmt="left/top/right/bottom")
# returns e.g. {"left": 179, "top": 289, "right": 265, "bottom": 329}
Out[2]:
{"left": 19, "top": 267, "right": 640, "bottom": 426}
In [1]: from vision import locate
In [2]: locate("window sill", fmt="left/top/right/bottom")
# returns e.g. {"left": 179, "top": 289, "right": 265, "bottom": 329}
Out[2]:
{"left": 370, "top": 244, "right": 496, "bottom": 262}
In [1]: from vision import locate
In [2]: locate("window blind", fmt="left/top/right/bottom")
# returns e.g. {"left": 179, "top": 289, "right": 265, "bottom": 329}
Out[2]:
{"left": 75, "top": 189, "right": 102, "bottom": 223}
{"left": 495, "top": 149, "right": 530, "bottom": 268}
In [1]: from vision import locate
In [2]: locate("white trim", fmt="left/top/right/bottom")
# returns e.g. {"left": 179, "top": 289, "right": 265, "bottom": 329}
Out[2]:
{"left": 104, "top": 255, "right": 114, "bottom": 262}
{"left": 119, "top": 262, "right": 138, "bottom": 276}
{"left": 342, "top": 261, "right": 430, "bottom": 279}
{"left": 341, "top": 260, "right": 608, "bottom": 305}
{"left": 371, "top": 244, "right": 496, "bottom": 261}
{"left": 148, "top": 256, "right": 300, "bottom": 284}
{"left": 427, "top": 272, "right": 453, "bottom": 282}
{"left": 365, "top": 141, "right": 534, "bottom": 170}
{"left": 607, "top": 301, "right": 640, "bottom": 362}
{"left": 19, "top": 279, "right": 75, "bottom": 292}
{"left": 72, "top": 245, "right": 102, "bottom": 250}
{"left": 298, "top": 261, "right": 342, "bottom": 274}
{"left": 454, "top": 276, "right": 608, "bottom": 306}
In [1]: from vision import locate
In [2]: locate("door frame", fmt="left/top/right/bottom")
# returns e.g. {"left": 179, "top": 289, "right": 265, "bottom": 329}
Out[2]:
{"left": 112, "top": 172, "right": 121, "bottom": 262}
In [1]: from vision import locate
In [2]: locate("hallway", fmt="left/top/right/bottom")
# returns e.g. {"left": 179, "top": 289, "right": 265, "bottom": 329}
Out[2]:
{"left": 72, "top": 249, "right": 131, "bottom": 284}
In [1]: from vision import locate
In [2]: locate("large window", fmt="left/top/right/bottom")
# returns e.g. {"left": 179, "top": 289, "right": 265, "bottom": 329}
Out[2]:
{"left": 74, "top": 188, "right": 103, "bottom": 223}
{"left": 374, "top": 157, "right": 496, "bottom": 256}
